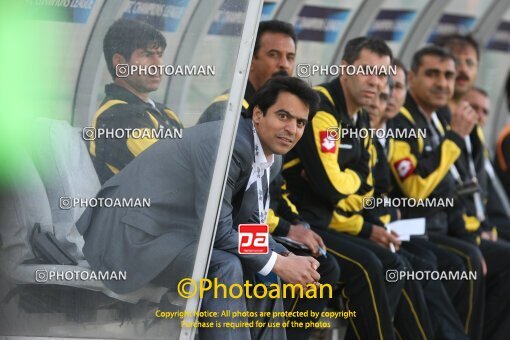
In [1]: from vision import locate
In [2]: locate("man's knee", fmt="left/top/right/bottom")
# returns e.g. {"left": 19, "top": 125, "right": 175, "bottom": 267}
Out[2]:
{"left": 414, "top": 256, "right": 436, "bottom": 272}
{"left": 385, "top": 251, "right": 405, "bottom": 272}
{"left": 208, "top": 251, "right": 244, "bottom": 285}
{"left": 456, "top": 243, "right": 483, "bottom": 273}
{"left": 417, "top": 247, "right": 438, "bottom": 268}
{"left": 450, "top": 253, "right": 468, "bottom": 273}
{"left": 406, "top": 249, "right": 438, "bottom": 271}
{"left": 318, "top": 256, "right": 341, "bottom": 286}
{"left": 357, "top": 250, "right": 385, "bottom": 278}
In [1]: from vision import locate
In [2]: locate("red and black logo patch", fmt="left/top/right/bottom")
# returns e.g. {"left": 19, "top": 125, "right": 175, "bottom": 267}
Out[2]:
{"left": 394, "top": 157, "right": 415, "bottom": 180}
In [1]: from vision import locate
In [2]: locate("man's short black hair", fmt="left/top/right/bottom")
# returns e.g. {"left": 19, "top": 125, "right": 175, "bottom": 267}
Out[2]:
{"left": 435, "top": 34, "right": 480, "bottom": 61}
{"left": 410, "top": 45, "right": 456, "bottom": 73}
{"left": 393, "top": 58, "right": 408, "bottom": 84}
{"left": 253, "top": 20, "right": 297, "bottom": 56}
{"left": 103, "top": 19, "right": 167, "bottom": 78}
{"left": 342, "top": 37, "right": 393, "bottom": 64}
{"left": 247, "top": 76, "right": 319, "bottom": 117}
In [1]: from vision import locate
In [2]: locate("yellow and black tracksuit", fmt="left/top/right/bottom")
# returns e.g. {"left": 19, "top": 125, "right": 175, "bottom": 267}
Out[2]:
{"left": 388, "top": 95, "right": 484, "bottom": 339}
{"left": 389, "top": 96, "right": 475, "bottom": 242}
{"left": 371, "top": 127, "right": 467, "bottom": 339}
{"left": 89, "top": 83, "right": 182, "bottom": 184}
{"left": 437, "top": 107, "right": 510, "bottom": 340}
{"left": 283, "top": 78, "right": 406, "bottom": 340}
{"left": 283, "top": 79, "right": 373, "bottom": 236}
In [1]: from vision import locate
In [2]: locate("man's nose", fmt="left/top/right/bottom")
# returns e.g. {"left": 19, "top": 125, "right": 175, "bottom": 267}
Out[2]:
{"left": 456, "top": 60, "right": 468, "bottom": 76}
{"left": 367, "top": 74, "right": 379, "bottom": 87}
{"left": 285, "top": 120, "right": 297, "bottom": 135}
{"left": 436, "top": 74, "right": 448, "bottom": 89}
{"left": 278, "top": 56, "right": 291, "bottom": 72}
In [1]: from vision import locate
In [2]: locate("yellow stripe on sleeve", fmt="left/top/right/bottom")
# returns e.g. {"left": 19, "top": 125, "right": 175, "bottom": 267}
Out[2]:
{"left": 126, "top": 134, "right": 159, "bottom": 157}
{"left": 390, "top": 139, "right": 461, "bottom": 199}
{"left": 329, "top": 211, "right": 364, "bottom": 235}
{"left": 312, "top": 111, "right": 362, "bottom": 196}
{"left": 164, "top": 108, "right": 181, "bottom": 124}
{"left": 267, "top": 209, "right": 280, "bottom": 233}
{"left": 281, "top": 183, "right": 299, "bottom": 214}
{"left": 283, "top": 158, "right": 301, "bottom": 170}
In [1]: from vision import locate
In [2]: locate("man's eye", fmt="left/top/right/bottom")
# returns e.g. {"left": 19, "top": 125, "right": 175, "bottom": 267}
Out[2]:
{"left": 297, "top": 121, "right": 306, "bottom": 128}
{"left": 278, "top": 113, "right": 288, "bottom": 119}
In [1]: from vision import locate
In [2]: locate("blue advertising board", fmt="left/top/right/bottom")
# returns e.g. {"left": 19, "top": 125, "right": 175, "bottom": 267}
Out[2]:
{"left": 294, "top": 5, "right": 350, "bottom": 44}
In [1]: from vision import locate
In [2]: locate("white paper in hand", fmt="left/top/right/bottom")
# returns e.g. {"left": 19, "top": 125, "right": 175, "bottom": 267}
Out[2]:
{"left": 387, "top": 218, "right": 425, "bottom": 241}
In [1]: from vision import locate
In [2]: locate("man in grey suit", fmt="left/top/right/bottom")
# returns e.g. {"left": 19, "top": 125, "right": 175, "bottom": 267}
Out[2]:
{"left": 77, "top": 76, "right": 321, "bottom": 339}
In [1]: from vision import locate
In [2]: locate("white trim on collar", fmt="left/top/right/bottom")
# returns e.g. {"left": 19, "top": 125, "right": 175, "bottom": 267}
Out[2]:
{"left": 247, "top": 129, "right": 274, "bottom": 190}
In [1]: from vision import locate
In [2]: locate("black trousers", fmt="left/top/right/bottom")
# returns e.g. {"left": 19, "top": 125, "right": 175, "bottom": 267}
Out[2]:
{"left": 479, "top": 238, "right": 510, "bottom": 340}
{"left": 427, "top": 234, "right": 485, "bottom": 340}
{"left": 332, "top": 237, "right": 436, "bottom": 340}
{"left": 282, "top": 246, "right": 341, "bottom": 340}
{"left": 402, "top": 240, "right": 468, "bottom": 340}
{"left": 314, "top": 229, "right": 405, "bottom": 340}
{"left": 395, "top": 249, "right": 436, "bottom": 340}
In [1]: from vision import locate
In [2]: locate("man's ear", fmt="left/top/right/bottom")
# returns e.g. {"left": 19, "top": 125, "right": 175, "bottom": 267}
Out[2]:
{"left": 408, "top": 70, "right": 415, "bottom": 84}
{"left": 112, "top": 53, "right": 127, "bottom": 68}
{"left": 339, "top": 60, "right": 349, "bottom": 81}
{"left": 250, "top": 52, "right": 259, "bottom": 72}
{"left": 252, "top": 106, "right": 263, "bottom": 124}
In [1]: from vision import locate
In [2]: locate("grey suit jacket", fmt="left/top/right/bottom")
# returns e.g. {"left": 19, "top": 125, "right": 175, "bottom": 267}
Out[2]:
{"left": 77, "top": 118, "right": 286, "bottom": 294}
